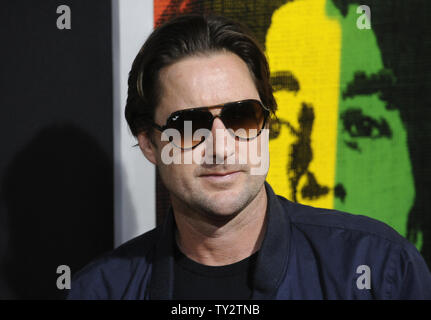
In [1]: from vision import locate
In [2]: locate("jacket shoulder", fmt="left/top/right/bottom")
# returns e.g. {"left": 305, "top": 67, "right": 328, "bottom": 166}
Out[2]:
{"left": 67, "top": 226, "right": 161, "bottom": 299}
{"left": 278, "top": 195, "right": 409, "bottom": 246}
{"left": 276, "top": 196, "right": 431, "bottom": 299}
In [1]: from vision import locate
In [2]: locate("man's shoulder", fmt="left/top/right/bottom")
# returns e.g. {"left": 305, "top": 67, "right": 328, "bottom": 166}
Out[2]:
{"left": 272, "top": 193, "right": 431, "bottom": 299}
{"left": 88, "top": 225, "right": 160, "bottom": 267}
{"left": 276, "top": 194, "right": 410, "bottom": 247}
{"left": 113, "top": 226, "right": 162, "bottom": 257}
{"left": 68, "top": 226, "right": 161, "bottom": 299}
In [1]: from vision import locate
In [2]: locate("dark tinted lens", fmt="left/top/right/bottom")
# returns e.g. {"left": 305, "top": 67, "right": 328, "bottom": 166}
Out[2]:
{"left": 221, "top": 100, "right": 266, "bottom": 139}
{"left": 166, "top": 109, "right": 213, "bottom": 149}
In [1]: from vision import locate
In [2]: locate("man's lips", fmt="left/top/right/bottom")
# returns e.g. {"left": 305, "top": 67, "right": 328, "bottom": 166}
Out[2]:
{"left": 200, "top": 170, "right": 241, "bottom": 177}
{"left": 199, "top": 170, "right": 242, "bottom": 183}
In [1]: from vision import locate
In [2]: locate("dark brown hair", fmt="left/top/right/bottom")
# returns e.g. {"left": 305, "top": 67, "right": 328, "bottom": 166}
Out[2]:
{"left": 125, "top": 14, "right": 277, "bottom": 137}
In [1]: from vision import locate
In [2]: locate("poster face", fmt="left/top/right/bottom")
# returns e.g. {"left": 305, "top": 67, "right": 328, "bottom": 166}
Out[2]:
{"left": 154, "top": 0, "right": 431, "bottom": 266}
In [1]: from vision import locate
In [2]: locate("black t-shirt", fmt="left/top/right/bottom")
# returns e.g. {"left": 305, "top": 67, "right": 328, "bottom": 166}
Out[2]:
{"left": 173, "top": 242, "right": 258, "bottom": 300}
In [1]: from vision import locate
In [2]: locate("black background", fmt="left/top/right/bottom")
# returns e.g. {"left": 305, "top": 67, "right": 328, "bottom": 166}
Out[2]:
{"left": 0, "top": 0, "right": 114, "bottom": 299}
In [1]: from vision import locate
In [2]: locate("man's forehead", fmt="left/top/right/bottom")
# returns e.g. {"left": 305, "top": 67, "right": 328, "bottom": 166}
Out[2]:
{"left": 155, "top": 52, "right": 259, "bottom": 121}
{"left": 159, "top": 52, "right": 252, "bottom": 89}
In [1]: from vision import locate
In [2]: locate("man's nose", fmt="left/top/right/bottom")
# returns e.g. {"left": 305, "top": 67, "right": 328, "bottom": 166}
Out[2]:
{"left": 207, "top": 117, "right": 235, "bottom": 163}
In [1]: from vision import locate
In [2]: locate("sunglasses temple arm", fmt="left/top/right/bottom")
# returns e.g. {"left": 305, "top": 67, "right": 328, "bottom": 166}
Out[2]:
{"left": 150, "top": 122, "right": 165, "bottom": 132}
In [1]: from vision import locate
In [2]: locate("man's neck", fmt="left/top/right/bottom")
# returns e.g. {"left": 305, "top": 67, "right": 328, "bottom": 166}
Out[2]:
{"left": 172, "top": 185, "right": 268, "bottom": 266}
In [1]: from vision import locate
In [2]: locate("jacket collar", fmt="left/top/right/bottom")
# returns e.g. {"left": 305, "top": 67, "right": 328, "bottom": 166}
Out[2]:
{"left": 251, "top": 182, "right": 291, "bottom": 299}
{"left": 149, "top": 181, "right": 291, "bottom": 299}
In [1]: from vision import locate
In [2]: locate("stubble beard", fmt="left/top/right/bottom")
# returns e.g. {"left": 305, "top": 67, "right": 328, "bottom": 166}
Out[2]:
{"left": 170, "top": 174, "right": 266, "bottom": 227}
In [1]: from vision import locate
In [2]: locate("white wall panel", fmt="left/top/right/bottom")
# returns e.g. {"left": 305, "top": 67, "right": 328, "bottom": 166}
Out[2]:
{"left": 112, "top": 0, "right": 155, "bottom": 247}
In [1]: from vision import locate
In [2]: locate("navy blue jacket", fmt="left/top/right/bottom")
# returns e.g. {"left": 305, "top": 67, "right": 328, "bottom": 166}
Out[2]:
{"left": 68, "top": 182, "right": 431, "bottom": 299}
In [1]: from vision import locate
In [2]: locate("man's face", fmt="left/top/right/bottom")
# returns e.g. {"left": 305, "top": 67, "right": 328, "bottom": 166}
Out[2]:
{"left": 265, "top": 0, "right": 414, "bottom": 236}
{"left": 139, "top": 52, "right": 269, "bottom": 218}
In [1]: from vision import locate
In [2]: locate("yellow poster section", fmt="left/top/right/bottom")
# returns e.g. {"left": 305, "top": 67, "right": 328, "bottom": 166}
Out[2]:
{"left": 265, "top": 0, "right": 341, "bottom": 209}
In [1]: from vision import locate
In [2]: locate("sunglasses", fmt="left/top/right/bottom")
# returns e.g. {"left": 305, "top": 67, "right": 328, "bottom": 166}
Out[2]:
{"left": 150, "top": 99, "right": 270, "bottom": 150}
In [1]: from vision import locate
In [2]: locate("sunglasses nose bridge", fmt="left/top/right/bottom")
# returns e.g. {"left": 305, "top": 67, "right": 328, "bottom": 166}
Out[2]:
{"left": 210, "top": 115, "right": 228, "bottom": 132}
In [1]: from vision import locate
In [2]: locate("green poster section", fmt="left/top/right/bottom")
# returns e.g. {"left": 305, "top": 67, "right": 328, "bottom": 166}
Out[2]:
{"left": 328, "top": 4, "right": 417, "bottom": 244}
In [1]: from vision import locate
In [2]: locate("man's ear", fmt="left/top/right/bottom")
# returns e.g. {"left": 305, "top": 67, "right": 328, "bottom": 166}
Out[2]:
{"left": 137, "top": 131, "right": 157, "bottom": 165}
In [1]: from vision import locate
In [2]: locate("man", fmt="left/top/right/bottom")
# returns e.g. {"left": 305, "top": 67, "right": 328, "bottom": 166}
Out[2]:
{"left": 155, "top": 0, "right": 430, "bottom": 263}
{"left": 68, "top": 14, "right": 431, "bottom": 299}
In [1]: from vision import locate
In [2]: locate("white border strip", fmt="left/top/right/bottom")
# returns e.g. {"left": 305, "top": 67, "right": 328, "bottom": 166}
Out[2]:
{"left": 112, "top": 0, "right": 155, "bottom": 247}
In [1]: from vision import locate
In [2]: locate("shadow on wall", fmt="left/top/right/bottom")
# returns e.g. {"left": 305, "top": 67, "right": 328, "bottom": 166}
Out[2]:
{"left": 1, "top": 124, "right": 113, "bottom": 299}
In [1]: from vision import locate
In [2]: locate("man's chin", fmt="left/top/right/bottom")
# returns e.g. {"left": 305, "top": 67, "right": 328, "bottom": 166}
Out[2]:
{"left": 196, "top": 188, "right": 249, "bottom": 219}
{"left": 200, "top": 204, "right": 242, "bottom": 223}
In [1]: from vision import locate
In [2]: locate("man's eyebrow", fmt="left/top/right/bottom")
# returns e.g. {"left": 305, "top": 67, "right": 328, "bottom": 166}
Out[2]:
{"left": 270, "top": 71, "right": 300, "bottom": 94}
{"left": 342, "top": 69, "right": 396, "bottom": 100}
